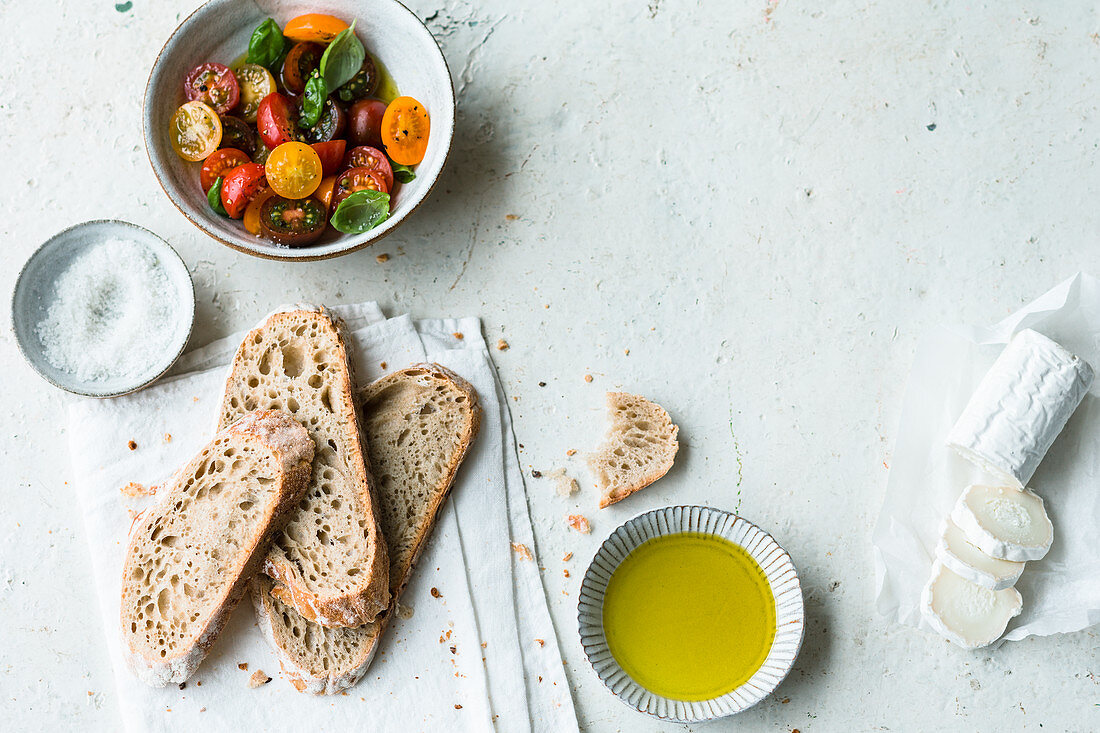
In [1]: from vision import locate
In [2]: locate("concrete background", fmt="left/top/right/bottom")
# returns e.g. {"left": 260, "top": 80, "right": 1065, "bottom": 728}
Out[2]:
{"left": 2, "top": 0, "right": 1099, "bottom": 730}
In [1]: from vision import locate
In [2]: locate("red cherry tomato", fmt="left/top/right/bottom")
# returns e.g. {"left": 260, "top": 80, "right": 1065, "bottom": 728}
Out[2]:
{"left": 282, "top": 42, "right": 324, "bottom": 95}
{"left": 184, "top": 63, "right": 240, "bottom": 115}
{"left": 200, "top": 148, "right": 250, "bottom": 192}
{"left": 344, "top": 146, "right": 393, "bottom": 190}
{"left": 256, "top": 93, "right": 298, "bottom": 150}
{"left": 331, "top": 166, "right": 389, "bottom": 210}
{"left": 311, "top": 140, "right": 347, "bottom": 176}
{"left": 220, "top": 162, "right": 267, "bottom": 219}
{"left": 347, "top": 98, "right": 387, "bottom": 148}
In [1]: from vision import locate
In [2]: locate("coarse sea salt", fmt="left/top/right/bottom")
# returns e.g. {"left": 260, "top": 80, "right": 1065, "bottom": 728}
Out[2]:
{"left": 35, "top": 237, "right": 181, "bottom": 383}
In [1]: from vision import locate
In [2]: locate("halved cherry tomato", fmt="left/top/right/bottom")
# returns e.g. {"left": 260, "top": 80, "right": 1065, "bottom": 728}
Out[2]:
{"left": 331, "top": 166, "right": 389, "bottom": 209}
{"left": 299, "top": 99, "right": 346, "bottom": 144}
{"left": 243, "top": 187, "right": 278, "bottom": 235}
{"left": 259, "top": 195, "right": 328, "bottom": 246}
{"left": 169, "top": 101, "right": 222, "bottom": 161}
{"left": 283, "top": 14, "right": 349, "bottom": 44}
{"left": 200, "top": 148, "right": 250, "bottom": 192}
{"left": 282, "top": 42, "right": 323, "bottom": 95}
{"left": 184, "top": 63, "right": 240, "bottom": 115}
{"left": 335, "top": 55, "right": 379, "bottom": 103}
{"left": 265, "top": 142, "right": 323, "bottom": 199}
{"left": 313, "top": 175, "right": 337, "bottom": 211}
{"left": 311, "top": 140, "right": 347, "bottom": 176}
{"left": 218, "top": 115, "right": 255, "bottom": 157}
{"left": 233, "top": 63, "right": 276, "bottom": 122}
{"left": 220, "top": 162, "right": 267, "bottom": 218}
{"left": 344, "top": 146, "right": 393, "bottom": 190}
{"left": 381, "top": 96, "right": 430, "bottom": 165}
{"left": 348, "top": 98, "right": 387, "bottom": 148}
{"left": 256, "top": 93, "right": 298, "bottom": 150}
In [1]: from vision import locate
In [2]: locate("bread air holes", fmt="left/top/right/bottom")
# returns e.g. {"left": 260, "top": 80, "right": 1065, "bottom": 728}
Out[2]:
{"left": 259, "top": 350, "right": 273, "bottom": 375}
{"left": 281, "top": 345, "right": 305, "bottom": 377}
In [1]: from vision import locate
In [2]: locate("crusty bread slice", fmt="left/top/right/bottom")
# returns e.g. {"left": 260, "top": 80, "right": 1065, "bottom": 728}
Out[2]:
{"left": 589, "top": 392, "right": 679, "bottom": 508}
{"left": 252, "top": 364, "right": 481, "bottom": 694}
{"left": 218, "top": 306, "right": 389, "bottom": 628}
{"left": 120, "top": 410, "right": 313, "bottom": 687}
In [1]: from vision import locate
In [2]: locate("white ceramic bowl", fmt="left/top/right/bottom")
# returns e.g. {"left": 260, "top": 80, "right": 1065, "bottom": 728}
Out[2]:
{"left": 577, "top": 505, "right": 805, "bottom": 723}
{"left": 143, "top": 0, "right": 455, "bottom": 261}
{"left": 11, "top": 220, "right": 195, "bottom": 398}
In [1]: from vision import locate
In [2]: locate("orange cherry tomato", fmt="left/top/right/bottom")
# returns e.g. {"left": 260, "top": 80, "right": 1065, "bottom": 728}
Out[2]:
{"left": 381, "top": 96, "right": 429, "bottom": 165}
{"left": 169, "top": 101, "right": 222, "bottom": 161}
{"left": 243, "top": 187, "right": 278, "bottom": 235}
{"left": 283, "top": 14, "right": 349, "bottom": 44}
{"left": 313, "top": 175, "right": 337, "bottom": 212}
{"left": 200, "top": 148, "right": 250, "bottom": 192}
{"left": 265, "top": 141, "right": 322, "bottom": 199}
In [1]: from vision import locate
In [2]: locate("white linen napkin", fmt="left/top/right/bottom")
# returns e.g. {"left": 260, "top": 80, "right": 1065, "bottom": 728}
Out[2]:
{"left": 874, "top": 273, "right": 1100, "bottom": 642}
{"left": 67, "top": 304, "right": 578, "bottom": 732}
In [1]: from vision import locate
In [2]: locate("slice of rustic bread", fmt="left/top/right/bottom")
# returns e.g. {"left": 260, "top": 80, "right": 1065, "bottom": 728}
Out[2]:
{"left": 589, "top": 392, "right": 679, "bottom": 508}
{"left": 252, "top": 364, "right": 481, "bottom": 694}
{"left": 218, "top": 306, "right": 389, "bottom": 628}
{"left": 120, "top": 410, "right": 313, "bottom": 687}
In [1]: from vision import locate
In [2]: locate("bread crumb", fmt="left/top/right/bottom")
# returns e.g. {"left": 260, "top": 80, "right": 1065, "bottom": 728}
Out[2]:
{"left": 453, "top": 332, "right": 464, "bottom": 340}
{"left": 247, "top": 670, "right": 271, "bottom": 688}
{"left": 396, "top": 602, "right": 414, "bottom": 620}
{"left": 376, "top": 253, "right": 390, "bottom": 263}
{"left": 120, "top": 482, "right": 152, "bottom": 498}
{"left": 566, "top": 449, "right": 576, "bottom": 456}
{"left": 380, "top": 361, "right": 388, "bottom": 370}
{"left": 624, "top": 349, "right": 630, "bottom": 355}
{"left": 538, "top": 381, "right": 546, "bottom": 387}
{"left": 511, "top": 543, "right": 533, "bottom": 561}
{"left": 562, "top": 552, "right": 573, "bottom": 561}
{"left": 505, "top": 214, "right": 519, "bottom": 220}
{"left": 496, "top": 338, "right": 509, "bottom": 351}
{"left": 238, "top": 662, "right": 249, "bottom": 671}
{"left": 531, "top": 469, "right": 542, "bottom": 478}
{"left": 431, "top": 587, "right": 442, "bottom": 598}
{"left": 196, "top": 681, "right": 202, "bottom": 687}
{"left": 547, "top": 468, "right": 578, "bottom": 497}
{"left": 455, "top": 703, "right": 463, "bottom": 709}
{"left": 178, "top": 682, "right": 186, "bottom": 690}
{"left": 563, "top": 569, "right": 570, "bottom": 578}
{"left": 567, "top": 514, "right": 591, "bottom": 533}
{"left": 127, "top": 440, "right": 137, "bottom": 451}
{"left": 163, "top": 433, "right": 172, "bottom": 442}
{"left": 584, "top": 374, "right": 593, "bottom": 383}
{"left": 199, "top": 707, "right": 206, "bottom": 712}
{"left": 535, "top": 638, "right": 545, "bottom": 647}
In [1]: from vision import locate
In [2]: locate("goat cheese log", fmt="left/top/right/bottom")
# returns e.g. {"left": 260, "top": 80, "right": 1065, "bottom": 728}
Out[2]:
{"left": 946, "top": 329, "right": 1094, "bottom": 489}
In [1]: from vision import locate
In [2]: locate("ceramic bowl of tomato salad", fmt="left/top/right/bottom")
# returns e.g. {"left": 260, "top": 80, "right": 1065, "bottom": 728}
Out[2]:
{"left": 143, "top": 0, "right": 454, "bottom": 261}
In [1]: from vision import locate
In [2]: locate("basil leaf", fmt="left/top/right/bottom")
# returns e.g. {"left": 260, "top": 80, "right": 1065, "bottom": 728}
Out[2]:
{"left": 247, "top": 18, "right": 286, "bottom": 70}
{"left": 208, "top": 177, "right": 228, "bottom": 217}
{"left": 390, "top": 160, "right": 416, "bottom": 184}
{"left": 319, "top": 20, "right": 365, "bottom": 92}
{"left": 299, "top": 71, "right": 327, "bottom": 128}
{"left": 330, "top": 189, "right": 390, "bottom": 234}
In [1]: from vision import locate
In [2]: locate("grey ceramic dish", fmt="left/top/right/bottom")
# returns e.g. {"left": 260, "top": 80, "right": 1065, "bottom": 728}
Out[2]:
{"left": 143, "top": 0, "right": 455, "bottom": 261}
{"left": 577, "top": 505, "right": 805, "bottom": 723}
{"left": 12, "top": 220, "right": 195, "bottom": 398}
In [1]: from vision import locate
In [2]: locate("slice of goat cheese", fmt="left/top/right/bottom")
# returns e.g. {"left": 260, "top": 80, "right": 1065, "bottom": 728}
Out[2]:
{"left": 950, "top": 484, "right": 1053, "bottom": 562}
{"left": 922, "top": 561, "right": 1022, "bottom": 649}
{"left": 946, "top": 329, "right": 1093, "bottom": 489}
{"left": 935, "top": 518, "right": 1025, "bottom": 591}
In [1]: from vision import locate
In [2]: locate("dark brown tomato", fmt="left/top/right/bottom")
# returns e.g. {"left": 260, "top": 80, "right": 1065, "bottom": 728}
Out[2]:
{"left": 335, "top": 55, "right": 379, "bottom": 103}
{"left": 218, "top": 115, "right": 255, "bottom": 157}
{"left": 184, "top": 63, "right": 240, "bottom": 114}
{"left": 282, "top": 42, "right": 323, "bottom": 95}
{"left": 299, "top": 99, "right": 346, "bottom": 144}
{"left": 259, "top": 195, "right": 327, "bottom": 246}
{"left": 347, "top": 98, "right": 387, "bottom": 148}
{"left": 331, "top": 166, "right": 389, "bottom": 209}
{"left": 343, "top": 145, "right": 393, "bottom": 190}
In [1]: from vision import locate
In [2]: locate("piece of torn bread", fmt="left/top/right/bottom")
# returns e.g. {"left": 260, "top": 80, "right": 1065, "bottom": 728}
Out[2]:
{"left": 120, "top": 410, "right": 313, "bottom": 687}
{"left": 589, "top": 392, "right": 679, "bottom": 508}
{"left": 252, "top": 364, "right": 481, "bottom": 694}
{"left": 218, "top": 305, "right": 389, "bottom": 628}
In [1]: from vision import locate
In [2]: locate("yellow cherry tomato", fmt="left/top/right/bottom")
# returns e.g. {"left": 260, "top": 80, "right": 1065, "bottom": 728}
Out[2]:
{"left": 233, "top": 63, "right": 276, "bottom": 122}
{"left": 283, "top": 13, "right": 349, "bottom": 44}
{"left": 381, "top": 96, "right": 429, "bottom": 165}
{"left": 265, "top": 142, "right": 323, "bottom": 199}
{"left": 169, "top": 101, "right": 222, "bottom": 162}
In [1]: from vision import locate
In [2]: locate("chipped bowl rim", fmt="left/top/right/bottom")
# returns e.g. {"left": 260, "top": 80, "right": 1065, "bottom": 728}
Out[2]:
{"left": 576, "top": 505, "right": 805, "bottom": 722}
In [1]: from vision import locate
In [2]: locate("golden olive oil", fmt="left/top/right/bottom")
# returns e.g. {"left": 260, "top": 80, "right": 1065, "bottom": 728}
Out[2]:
{"left": 601, "top": 532, "right": 776, "bottom": 701}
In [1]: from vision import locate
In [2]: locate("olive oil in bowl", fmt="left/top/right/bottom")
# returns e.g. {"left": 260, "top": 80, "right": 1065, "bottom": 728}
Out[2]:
{"left": 601, "top": 532, "right": 777, "bottom": 701}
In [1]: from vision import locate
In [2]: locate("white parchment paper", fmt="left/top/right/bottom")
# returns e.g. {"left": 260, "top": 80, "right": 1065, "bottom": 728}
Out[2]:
{"left": 874, "top": 273, "right": 1100, "bottom": 642}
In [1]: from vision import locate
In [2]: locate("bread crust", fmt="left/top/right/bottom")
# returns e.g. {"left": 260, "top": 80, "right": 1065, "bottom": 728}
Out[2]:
{"left": 120, "top": 410, "right": 313, "bottom": 687}
{"left": 219, "top": 306, "right": 390, "bottom": 627}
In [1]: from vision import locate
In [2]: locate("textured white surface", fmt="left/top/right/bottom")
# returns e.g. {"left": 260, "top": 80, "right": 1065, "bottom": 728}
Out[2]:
{"left": 3, "top": 0, "right": 1100, "bottom": 731}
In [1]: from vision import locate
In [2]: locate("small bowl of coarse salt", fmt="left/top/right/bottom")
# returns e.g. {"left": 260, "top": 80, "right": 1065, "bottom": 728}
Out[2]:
{"left": 12, "top": 220, "right": 195, "bottom": 398}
